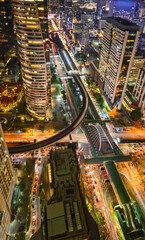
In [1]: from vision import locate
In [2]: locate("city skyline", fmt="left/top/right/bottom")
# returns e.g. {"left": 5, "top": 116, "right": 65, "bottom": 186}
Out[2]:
{"left": 0, "top": 0, "right": 145, "bottom": 239}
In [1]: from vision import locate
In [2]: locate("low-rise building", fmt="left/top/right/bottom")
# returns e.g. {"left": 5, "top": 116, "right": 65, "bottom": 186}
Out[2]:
{"left": 45, "top": 146, "right": 96, "bottom": 239}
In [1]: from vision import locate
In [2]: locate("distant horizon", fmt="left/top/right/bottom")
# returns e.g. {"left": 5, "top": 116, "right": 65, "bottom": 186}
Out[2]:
{"left": 114, "top": 0, "right": 136, "bottom": 10}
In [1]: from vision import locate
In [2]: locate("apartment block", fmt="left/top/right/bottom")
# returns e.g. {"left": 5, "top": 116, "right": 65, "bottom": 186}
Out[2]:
{"left": 99, "top": 17, "right": 140, "bottom": 109}
{"left": 12, "top": 0, "right": 51, "bottom": 119}
{"left": 133, "top": 67, "right": 145, "bottom": 117}
{"left": 128, "top": 54, "right": 145, "bottom": 85}
{"left": 0, "top": 124, "right": 15, "bottom": 240}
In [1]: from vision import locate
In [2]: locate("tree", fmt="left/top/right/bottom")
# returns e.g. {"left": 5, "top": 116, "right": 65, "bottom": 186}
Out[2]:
{"left": 51, "top": 74, "right": 59, "bottom": 83}
{"left": 78, "top": 66, "right": 82, "bottom": 71}
{"left": 61, "top": 90, "right": 66, "bottom": 100}
{"left": 14, "top": 95, "right": 17, "bottom": 101}
{"left": 74, "top": 53, "right": 81, "bottom": 62}
{"left": 97, "top": 97, "right": 104, "bottom": 109}
{"left": 56, "top": 86, "right": 60, "bottom": 91}
{"left": 130, "top": 109, "right": 143, "bottom": 121}
{"left": 15, "top": 229, "right": 25, "bottom": 240}
{"left": 39, "top": 125, "right": 45, "bottom": 132}
{"left": 52, "top": 112, "right": 56, "bottom": 120}
{"left": 15, "top": 117, "right": 21, "bottom": 123}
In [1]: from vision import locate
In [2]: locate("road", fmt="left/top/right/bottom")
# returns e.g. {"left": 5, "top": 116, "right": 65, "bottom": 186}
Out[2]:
{"left": 82, "top": 164, "right": 118, "bottom": 240}
{"left": 8, "top": 39, "right": 89, "bottom": 154}
{"left": 26, "top": 159, "right": 42, "bottom": 238}
{"left": 50, "top": 40, "right": 76, "bottom": 114}
{"left": 8, "top": 21, "right": 145, "bottom": 240}
{"left": 50, "top": 40, "right": 78, "bottom": 119}
{"left": 8, "top": 73, "right": 89, "bottom": 154}
{"left": 117, "top": 162, "right": 145, "bottom": 215}
{"left": 112, "top": 129, "right": 145, "bottom": 140}
{"left": 119, "top": 142, "right": 145, "bottom": 156}
{"left": 5, "top": 132, "right": 88, "bottom": 144}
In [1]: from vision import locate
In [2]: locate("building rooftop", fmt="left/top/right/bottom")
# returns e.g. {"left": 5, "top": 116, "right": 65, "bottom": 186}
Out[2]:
{"left": 107, "top": 17, "right": 140, "bottom": 31}
{"left": 47, "top": 216, "right": 66, "bottom": 237}
{"left": 45, "top": 146, "right": 89, "bottom": 239}
{"left": 46, "top": 202, "right": 67, "bottom": 238}
{"left": 47, "top": 202, "right": 65, "bottom": 219}
{"left": 104, "top": 161, "right": 131, "bottom": 205}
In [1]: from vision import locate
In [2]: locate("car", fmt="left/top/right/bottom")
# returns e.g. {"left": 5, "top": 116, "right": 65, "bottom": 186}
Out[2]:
{"left": 99, "top": 164, "right": 103, "bottom": 167}
{"left": 121, "top": 213, "right": 125, "bottom": 221}
{"left": 32, "top": 203, "right": 34, "bottom": 208}
{"left": 89, "top": 180, "right": 93, "bottom": 184}
{"left": 100, "top": 167, "right": 105, "bottom": 171}
{"left": 34, "top": 184, "right": 37, "bottom": 188}
{"left": 32, "top": 229, "right": 35, "bottom": 234}
{"left": 32, "top": 211, "right": 35, "bottom": 216}
{"left": 104, "top": 179, "right": 110, "bottom": 183}
{"left": 94, "top": 194, "right": 99, "bottom": 202}
{"left": 32, "top": 221, "right": 35, "bottom": 227}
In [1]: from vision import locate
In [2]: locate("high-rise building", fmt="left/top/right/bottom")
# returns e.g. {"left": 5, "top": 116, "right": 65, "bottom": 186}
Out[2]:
{"left": 99, "top": 17, "right": 140, "bottom": 109}
{"left": 0, "top": 0, "right": 14, "bottom": 65}
{"left": 80, "top": 25, "right": 90, "bottom": 47}
{"left": 133, "top": 67, "right": 145, "bottom": 117}
{"left": 12, "top": 0, "right": 51, "bottom": 119}
{"left": 128, "top": 53, "right": 145, "bottom": 85}
{"left": 0, "top": 124, "right": 15, "bottom": 240}
{"left": 64, "top": 0, "right": 73, "bottom": 29}
{"left": 96, "top": 0, "right": 108, "bottom": 19}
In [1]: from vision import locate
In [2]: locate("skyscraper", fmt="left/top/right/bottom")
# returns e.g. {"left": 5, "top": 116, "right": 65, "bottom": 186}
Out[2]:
{"left": 64, "top": 0, "right": 73, "bottom": 30}
{"left": 99, "top": 17, "right": 140, "bottom": 109}
{"left": 80, "top": 25, "right": 90, "bottom": 47}
{"left": 0, "top": 124, "right": 15, "bottom": 240}
{"left": 128, "top": 53, "right": 145, "bottom": 85}
{"left": 133, "top": 67, "right": 145, "bottom": 117}
{"left": 0, "top": 0, "right": 14, "bottom": 65}
{"left": 12, "top": 0, "right": 51, "bottom": 119}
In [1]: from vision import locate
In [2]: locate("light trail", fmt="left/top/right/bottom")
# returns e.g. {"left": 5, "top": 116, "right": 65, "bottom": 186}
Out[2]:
{"left": 50, "top": 40, "right": 74, "bottom": 111}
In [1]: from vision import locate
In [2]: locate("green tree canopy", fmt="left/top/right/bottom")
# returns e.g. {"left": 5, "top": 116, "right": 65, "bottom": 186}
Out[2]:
{"left": 130, "top": 109, "right": 143, "bottom": 121}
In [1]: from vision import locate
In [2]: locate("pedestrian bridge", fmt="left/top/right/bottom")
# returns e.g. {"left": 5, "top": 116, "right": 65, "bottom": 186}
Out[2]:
{"left": 85, "top": 123, "right": 123, "bottom": 156}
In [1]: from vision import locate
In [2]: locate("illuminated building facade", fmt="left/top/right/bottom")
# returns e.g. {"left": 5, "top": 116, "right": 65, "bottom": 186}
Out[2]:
{"left": 80, "top": 25, "right": 90, "bottom": 47}
{"left": 99, "top": 17, "right": 140, "bottom": 109}
{"left": 12, "top": 0, "right": 51, "bottom": 119}
{"left": 133, "top": 67, "right": 145, "bottom": 117}
{"left": 128, "top": 54, "right": 145, "bottom": 85}
{"left": 0, "top": 124, "right": 15, "bottom": 240}
{"left": 64, "top": 0, "right": 73, "bottom": 30}
{"left": 0, "top": 0, "right": 14, "bottom": 65}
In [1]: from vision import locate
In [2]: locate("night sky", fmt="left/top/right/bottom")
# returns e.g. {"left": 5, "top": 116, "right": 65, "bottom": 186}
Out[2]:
{"left": 114, "top": 0, "right": 136, "bottom": 10}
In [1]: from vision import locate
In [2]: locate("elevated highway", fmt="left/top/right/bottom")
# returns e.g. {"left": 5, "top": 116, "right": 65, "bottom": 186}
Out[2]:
{"left": 8, "top": 31, "right": 89, "bottom": 154}
{"left": 8, "top": 74, "right": 88, "bottom": 154}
